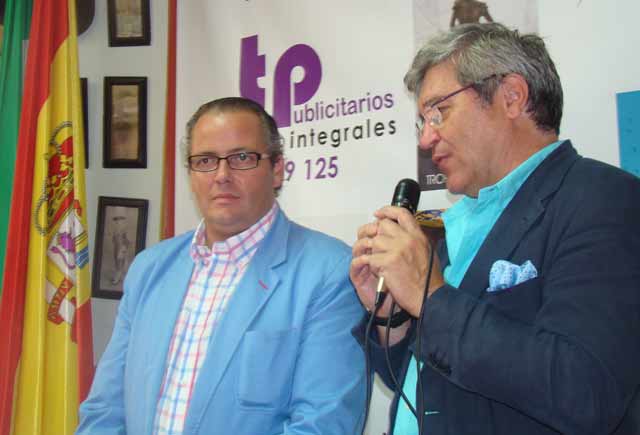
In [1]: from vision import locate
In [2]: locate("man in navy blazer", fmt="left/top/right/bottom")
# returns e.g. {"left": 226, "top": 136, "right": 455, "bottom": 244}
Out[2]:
{"left": 351, "top": 23, "right": 640, "bottom": 434}
{"left": 78, "top": 97, "right": 366, "bottom": 434}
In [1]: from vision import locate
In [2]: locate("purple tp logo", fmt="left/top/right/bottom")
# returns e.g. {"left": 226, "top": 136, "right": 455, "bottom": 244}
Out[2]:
{"left": 240, "top": 35, "right": 322, "bottom": 128}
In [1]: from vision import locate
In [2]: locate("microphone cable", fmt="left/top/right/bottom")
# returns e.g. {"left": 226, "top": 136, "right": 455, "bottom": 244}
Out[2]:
{"left": 361, "top": 295, "right": 383, "bottom": 435}
{"left": 383, "top": 301, "right": 418, "bottom": 418}
{"left": 379, "top": 239, "right": 435, "bottom": 435}
{"left": 413, "top": 239, "right": 436, "bottom": 435}
{"left": 362, "top": 296, "right": 419, "bottom": 435}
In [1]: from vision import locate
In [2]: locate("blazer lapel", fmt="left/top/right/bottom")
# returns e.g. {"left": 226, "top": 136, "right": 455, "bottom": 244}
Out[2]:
{"left": 133, "top": 238, "right": 195, "bottom": 433}
{"left": 458, "top": 141, "right": 580, "bottom": 298}
{"left": 184, "top": 210, "right": 289, "bottom": 426}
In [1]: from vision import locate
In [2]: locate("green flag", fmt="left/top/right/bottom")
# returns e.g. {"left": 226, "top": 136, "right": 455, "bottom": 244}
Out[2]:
{"left": 0, "top": 0, "right": 32, "bottom": 293}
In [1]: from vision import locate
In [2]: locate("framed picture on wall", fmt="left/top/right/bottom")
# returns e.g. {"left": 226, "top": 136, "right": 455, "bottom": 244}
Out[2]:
{"left": 107, "top": 0, "right": 151, "bottom": 47}
{"left": 103, "top": 76, "right": 147, "bottom": 168}
{"left": 92, "top": 196, "right": 148, "bottom": 299}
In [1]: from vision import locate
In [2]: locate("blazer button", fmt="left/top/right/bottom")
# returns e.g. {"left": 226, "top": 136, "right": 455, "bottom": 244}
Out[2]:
{"left": 427, "top": 353, "right": 451, "bottom": 376}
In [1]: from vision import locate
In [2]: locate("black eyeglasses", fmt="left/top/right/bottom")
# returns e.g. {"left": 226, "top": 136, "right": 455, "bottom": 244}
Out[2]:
{"left": 416, "top": 74, "right": 501, "bottom": 135}
{"left": 187, "top": 151, "right": 271, "bottom": 172}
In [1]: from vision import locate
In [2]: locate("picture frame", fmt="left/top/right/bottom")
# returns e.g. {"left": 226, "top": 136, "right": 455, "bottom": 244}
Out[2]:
{"left": 103, "top": 76, "right": 147, "bottom": 168}
{"left": 107, "top": 0, "right": 151, "bottom": 47}
{"left": 92, "top": 196, "right": 148, "bottom": 299}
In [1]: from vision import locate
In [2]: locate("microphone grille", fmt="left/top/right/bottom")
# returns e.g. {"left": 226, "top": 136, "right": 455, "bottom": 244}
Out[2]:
{"left": 392, "top": 179, "right": 421, "bottom": 214}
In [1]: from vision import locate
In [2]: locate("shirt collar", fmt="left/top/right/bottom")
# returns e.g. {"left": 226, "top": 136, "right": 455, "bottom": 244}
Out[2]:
{"left": 444, "top": 140, "right": 563, "bottom": 220}
{"left": 189, "top": 202, "right": 279, "bottom": 264}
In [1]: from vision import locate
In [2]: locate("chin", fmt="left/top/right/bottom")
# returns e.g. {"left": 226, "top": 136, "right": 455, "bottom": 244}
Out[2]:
{"left": 444, "top": 174, "right": 472, "bottom": 195}
{"left": 445, "top": 181, "right": 463, "bottom": 195}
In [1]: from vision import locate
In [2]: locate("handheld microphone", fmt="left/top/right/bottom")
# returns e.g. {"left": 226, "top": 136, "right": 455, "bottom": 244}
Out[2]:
{"left": 374, "top": 178, "right": 421, "bottom": 307}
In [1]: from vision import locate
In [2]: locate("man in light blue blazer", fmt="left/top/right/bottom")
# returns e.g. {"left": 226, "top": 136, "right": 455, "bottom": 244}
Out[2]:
{"left": 78, "top": 97, "right": 366, "bottom": 434}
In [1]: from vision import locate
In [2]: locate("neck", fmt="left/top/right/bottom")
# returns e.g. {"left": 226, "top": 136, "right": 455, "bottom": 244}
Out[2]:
{"left": 465, "top": 126, "right": 558, "bottom": 198}
{"left": 495, "top": 125, "right": 559, "bottom": 185}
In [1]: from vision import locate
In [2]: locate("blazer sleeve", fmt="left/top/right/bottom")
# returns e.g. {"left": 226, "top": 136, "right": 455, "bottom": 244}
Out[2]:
{"left": 76, "top": 252, "right": 149, "bottom": 435}
{"left": 352, "top": 315, "right": 414, "bottom": 394}
{"left": 418, "top": 168, "right": 640, "bottom": 434}
{"left": 282, "top": 250, "right": 367, "bottom": 434}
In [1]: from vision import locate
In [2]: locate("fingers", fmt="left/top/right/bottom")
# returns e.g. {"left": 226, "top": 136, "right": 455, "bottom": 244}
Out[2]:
{"left": 373, "top": 205, "right": 414, "bottom": 222}
{"left": 355, "top": 207, "right": 421, "bottom": 246}
{"left": 352, "top": 206, "right": 441, "bottom": 318}
{"left": 350, "top": 252, "right": 374, "bottom": 276}
{"left": 356, "top": 221, "right": 379, "bottom": 241}
{"left": 374, "top": 206, "right": 423, "bottom": 237}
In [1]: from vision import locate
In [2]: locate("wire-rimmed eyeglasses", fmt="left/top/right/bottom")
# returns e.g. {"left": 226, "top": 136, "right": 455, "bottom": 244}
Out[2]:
{"left": 187, "top": 151, "right": 271, "bottom": 172}
{"left": 415, "top": 74, "right": 500, "bottom": 136}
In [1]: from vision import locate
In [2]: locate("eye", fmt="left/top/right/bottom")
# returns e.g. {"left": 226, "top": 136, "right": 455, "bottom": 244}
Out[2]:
{"left": 191, "top": 155, "right": 216, "bottom": 169}
{"left": 196, "top": 156, "right": 212, "bottom": 166}
{"left": 237, "top": 152, "right": 249, "bottom": 161}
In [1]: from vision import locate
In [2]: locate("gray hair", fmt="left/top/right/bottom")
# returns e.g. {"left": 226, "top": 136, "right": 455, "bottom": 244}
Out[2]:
{"left": 182, "top": 97, "right": 284, "bottom": 166}
{"left": 405, "top": 22, "right": 563, "bottom": 134}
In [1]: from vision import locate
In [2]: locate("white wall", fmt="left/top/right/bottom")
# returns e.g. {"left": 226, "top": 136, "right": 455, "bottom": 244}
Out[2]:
{"left": 539, "top": 0, "right": 640, "bottom": 164}
{"left": 80, "top": 2, "right": 640, "bottom": 434}
{"left": 78, "top": 0, "right": 168, "bottom": 361}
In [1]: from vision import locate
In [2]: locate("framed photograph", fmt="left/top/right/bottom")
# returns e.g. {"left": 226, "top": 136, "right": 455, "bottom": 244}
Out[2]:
{"left": 81, "top": 77, "right": 89, "bottom": 168}
{"left": 103, "top": 76, "right": 147, "bottom": 168}
{"left": 107, "top": 0, "right": 151, "bottom": 47}
{"left": 92, "top": 196, "right": 148, "bottom": 299}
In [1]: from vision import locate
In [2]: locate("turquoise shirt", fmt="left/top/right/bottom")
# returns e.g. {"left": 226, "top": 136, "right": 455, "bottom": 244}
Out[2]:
{"left": 393, "top": 140, "right": 562, "bottom": 434}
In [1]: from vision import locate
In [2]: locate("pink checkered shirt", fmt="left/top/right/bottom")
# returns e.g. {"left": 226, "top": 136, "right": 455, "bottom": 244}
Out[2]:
{"left": 153, "top": 203, "right": 278, "bottom": 435}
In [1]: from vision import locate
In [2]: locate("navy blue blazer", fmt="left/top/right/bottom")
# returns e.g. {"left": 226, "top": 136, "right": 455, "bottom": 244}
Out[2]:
{"left": 360, "top": 141, "right": 640, "bottom": 434}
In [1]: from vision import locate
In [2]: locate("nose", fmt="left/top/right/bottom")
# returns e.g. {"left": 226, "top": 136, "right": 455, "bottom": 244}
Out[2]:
{"left": 213, "top": 159, "right": 232, "bottom": 183}
{"left": 417, "top": 122, "right": 441, "bottom": 152}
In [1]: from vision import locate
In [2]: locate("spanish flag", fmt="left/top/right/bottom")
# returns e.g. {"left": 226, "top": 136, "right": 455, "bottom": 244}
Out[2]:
{"left": 0, "top": 0, "right": 94, "bottom": 434}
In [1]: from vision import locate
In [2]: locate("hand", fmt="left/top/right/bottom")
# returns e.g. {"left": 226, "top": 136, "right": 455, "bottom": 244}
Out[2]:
{"left": 350, "top": 219, "right": 395, "bottom": 318}
{"left": 350, "top": 206, "right": 444, "bottom": 317}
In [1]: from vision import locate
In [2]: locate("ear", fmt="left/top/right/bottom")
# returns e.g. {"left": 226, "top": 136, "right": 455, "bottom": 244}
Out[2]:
{"left": 500, "top": 73, "right": 529, "bottom": 120}
{"left": 272, "top": 155, "right": 285, "bottom": 189}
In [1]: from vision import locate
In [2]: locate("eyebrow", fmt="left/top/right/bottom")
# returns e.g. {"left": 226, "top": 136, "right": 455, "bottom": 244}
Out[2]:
{"left": 192, "top": 147, "right": 257, "bottom": 156}
{"left": 421, "top": 96, "right": 444, "bottom": 110}
{"left": 420, "top": 74, "right": 499, "bottom": 109}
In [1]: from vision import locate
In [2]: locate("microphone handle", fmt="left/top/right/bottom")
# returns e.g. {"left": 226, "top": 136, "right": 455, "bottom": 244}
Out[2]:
{"left": 375, "top": 277, "right": 386, "bottom": 307}
{"left": 374, "top": 178, "right": 420, "bottom": 308}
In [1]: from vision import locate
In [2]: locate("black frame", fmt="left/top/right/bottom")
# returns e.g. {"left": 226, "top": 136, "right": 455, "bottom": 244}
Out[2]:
{"left": 92, "top": 196, "right": 148, "bottom": 299}
{"left": 107, "top": 0, "right": 151, "bottom": 47}
{"left": 103, "top": 76, "right": 147, "bottom": 168}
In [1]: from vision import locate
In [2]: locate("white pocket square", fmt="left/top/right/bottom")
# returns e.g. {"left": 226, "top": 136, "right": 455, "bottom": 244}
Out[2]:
{"left": 487, "top": 260, "right": 538, "bottom": 292}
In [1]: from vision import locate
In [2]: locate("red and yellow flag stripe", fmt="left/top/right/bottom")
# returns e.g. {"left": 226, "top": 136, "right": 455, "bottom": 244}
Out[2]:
{"left": 0, "top": 1, "right": 94, "bottom": 434}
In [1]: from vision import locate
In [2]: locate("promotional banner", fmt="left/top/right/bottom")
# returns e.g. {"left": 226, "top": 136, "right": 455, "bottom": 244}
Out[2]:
{"left": 176, "top": 1, "right": 448, "bottom": 243}
{"left": 176, "top": 1, "right": 538, "bottom": 243}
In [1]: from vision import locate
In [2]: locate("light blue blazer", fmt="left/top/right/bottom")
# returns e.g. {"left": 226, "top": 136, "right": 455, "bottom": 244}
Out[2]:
{"left": 78, "top": 210, "right": 366, "bottom": 434}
